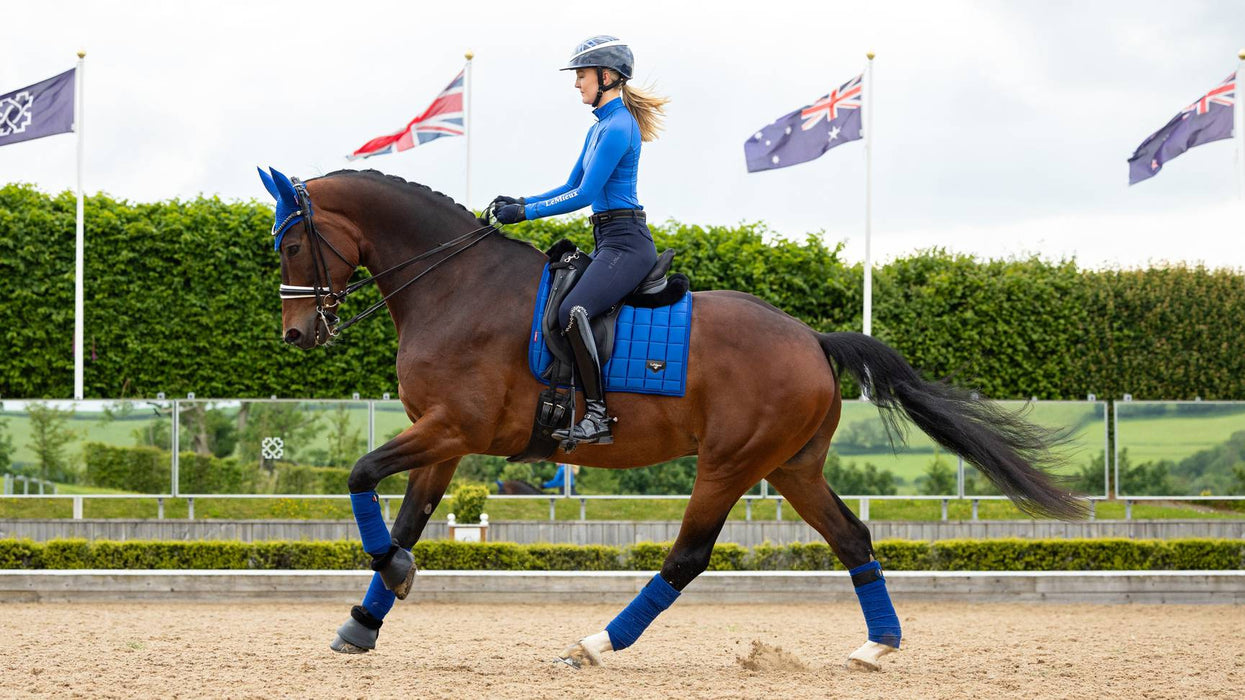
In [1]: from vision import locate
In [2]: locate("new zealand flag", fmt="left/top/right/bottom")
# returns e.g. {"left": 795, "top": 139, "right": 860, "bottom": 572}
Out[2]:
{"left": 0, "top": 69, "right": 75, "bottom": 148}
{"left": 745, "top": 74, "right": 863, "bottom": 173}
{"left": 1128, "top": 72, "right": 1235, "bottom": 185}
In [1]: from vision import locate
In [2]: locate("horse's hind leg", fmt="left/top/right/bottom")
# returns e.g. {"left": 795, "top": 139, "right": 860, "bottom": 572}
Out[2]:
{"left": 559, "top": 473, "right": 753, "bottom": 668}
{"left": 766, "top": 458, "right": 902, "bottom": 671}
{"left": 331, "top": 458, "right": 460, "bottom": 655}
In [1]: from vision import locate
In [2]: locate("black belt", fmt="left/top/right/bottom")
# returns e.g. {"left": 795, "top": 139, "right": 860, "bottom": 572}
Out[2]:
{"left": 590, "top": 209, "right": 646, "bottom": 225}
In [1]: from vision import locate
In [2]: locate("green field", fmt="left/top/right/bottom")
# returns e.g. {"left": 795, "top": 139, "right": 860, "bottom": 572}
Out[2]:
{"left": 832, "top": 400, "right": 1107, "bottom": 495}
{"left": 1116, "top": 403, "right": 1245, "bottom": 463}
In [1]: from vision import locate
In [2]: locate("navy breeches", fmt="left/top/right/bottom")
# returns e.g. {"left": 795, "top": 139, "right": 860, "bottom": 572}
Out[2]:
{"left": 557, "top": 218, "right": 658, "bottom": 329}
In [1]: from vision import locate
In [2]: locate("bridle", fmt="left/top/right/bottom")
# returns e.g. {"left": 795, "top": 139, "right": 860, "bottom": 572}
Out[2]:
{"left": 276, "top": 177, "right": 497, "bottom": 344}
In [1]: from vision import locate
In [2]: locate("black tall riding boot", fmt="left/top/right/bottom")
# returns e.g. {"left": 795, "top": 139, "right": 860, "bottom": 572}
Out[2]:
{"left": 552, "top": 306, "right": 613, "bottom": 445}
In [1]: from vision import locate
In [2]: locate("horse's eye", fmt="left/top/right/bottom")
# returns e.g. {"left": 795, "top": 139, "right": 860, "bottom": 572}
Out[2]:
{"left": 286, "top": 245, "right": 301, "bottom": 256}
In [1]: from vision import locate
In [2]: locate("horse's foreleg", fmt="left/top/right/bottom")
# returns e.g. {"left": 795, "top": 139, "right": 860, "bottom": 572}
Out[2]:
{"left": 345, "top": 416, "right": 468, "bottom": 600}
{"left": 332, "top": 458, "right": 460, "bottom": 655}
{"left": 559, "top": 476, "right": 746, "bottom": 668}
{"left": 766, "top": 466, "right": 901, "bottom": 671}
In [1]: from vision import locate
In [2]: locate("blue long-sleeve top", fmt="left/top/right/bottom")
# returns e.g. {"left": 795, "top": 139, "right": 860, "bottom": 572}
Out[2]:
{"left": 523, "top": 97, "right": 643, "bottom": 219}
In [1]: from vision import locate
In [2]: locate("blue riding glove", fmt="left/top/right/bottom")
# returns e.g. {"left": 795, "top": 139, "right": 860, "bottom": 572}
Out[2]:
{"left": 494, "top": 203, "right": 526, "bottom": 225}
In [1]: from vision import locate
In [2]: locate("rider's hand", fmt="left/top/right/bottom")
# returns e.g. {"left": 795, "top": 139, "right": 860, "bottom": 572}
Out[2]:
{"left": 490, "top": 195, "right": 525, "bottom": 209}
{"left": 494, "top": 203, "right": 527, "bottom": 225}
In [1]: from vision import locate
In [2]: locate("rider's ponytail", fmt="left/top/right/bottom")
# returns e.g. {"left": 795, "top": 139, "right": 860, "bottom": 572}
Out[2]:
{"left": 619, "top": 80, "right": 670, "bottom": 143}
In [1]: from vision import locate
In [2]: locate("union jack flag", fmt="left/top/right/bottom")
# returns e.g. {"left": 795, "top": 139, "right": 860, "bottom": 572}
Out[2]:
{"left": 1129, "top": 71, "right": 1236, "bottom": 185}
{"left": 744, "top": 72, "right": 864, "bottom": 173}
{"left": 1183, "top": 73, "right": 1235, "bottom": 115}
{"left": 800, "top": 75, "right": 862, "bottom": 131}
{"left": 349, "top": 70, "right": 465, "bottom": 160}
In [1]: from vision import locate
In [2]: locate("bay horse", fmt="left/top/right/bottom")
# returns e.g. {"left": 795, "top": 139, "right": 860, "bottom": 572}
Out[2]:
{"left": 261, "top": 168, "right": 1082, "bottom": 670}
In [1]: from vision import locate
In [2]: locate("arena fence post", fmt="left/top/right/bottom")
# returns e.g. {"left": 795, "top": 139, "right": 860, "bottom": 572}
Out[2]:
{"left": 579, "top": 498, "right": 586, "bottom": 521}
{"left": 745, "top": 497, "right": 752, "bottom": 521}
{"left": 859, "top": 497, "right": 870, "bottom": 521}
{"left": 1088, "top": 500, "right": 1096, "bottom": 521}
{"left": 157, "top": 498, "right": 164, "bottom": 520}
{"left": 187, "top": 497, "right": 194, "bottom": 520}
{"left": 72, "top": 496, "right": 83, "bottom": 520}
{"left": 1125, "top": 500, "right": 1132, "bottom": 520}
{"left": 775, "top": 497, "right": 783, "bottom": 521}
{"left": 971, "top": 499, "right": 979, "bottom": 521}
{"left": 941, "top": 498, "right": 948, "bottom": 521}
{"left": 548, "top": 497, "right": 556, "bottom": 521}
{"left": 383, "top": 498, "right": 391, "bottom": 523}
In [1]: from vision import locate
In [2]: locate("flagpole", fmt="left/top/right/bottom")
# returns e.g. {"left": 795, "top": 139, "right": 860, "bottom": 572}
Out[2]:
{"left": 1237, "top": 49, "right": 1245, "bottom": 200}
{"left": 863, "top": 52, "right": 875, "bottom": 337}
{"left": 464, "top": 50, "right": 474, "bottom": 210}
{"left": 74, "top": 50, "right": 86, "bottom": 400}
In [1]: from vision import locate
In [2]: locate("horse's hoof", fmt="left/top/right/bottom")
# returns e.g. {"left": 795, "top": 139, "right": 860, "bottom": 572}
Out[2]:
{"left": 845, "top": 640, "right": 897, "bottom": 671}
{"left": 558, "top": 642, "right": 601, "bottom": 668}
{"left": 378, "top": 547, "right": 418, "bottom": 600}
{"left": 330, "top": 635, "right": 370, "bottom": 654}
{"left": 331, "top": 614, "right": 379, "bottom": 653}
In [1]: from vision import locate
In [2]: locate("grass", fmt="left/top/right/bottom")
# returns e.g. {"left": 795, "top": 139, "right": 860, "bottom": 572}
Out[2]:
{"left": 1115, "top": 405, "right": 1245, "bottom": 464}
{"left": 0, "top": 495, "right": 1238, "bottom": 521}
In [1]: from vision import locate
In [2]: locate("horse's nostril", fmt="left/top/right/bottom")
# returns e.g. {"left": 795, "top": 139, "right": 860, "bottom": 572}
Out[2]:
{"left": 284, "top": 328, "right": 302, "bottom": 344}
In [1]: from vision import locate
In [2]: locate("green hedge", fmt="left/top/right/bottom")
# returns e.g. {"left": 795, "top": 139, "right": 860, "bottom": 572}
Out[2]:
{"left": 0, "top": 537, "right": 1240, "bottom": 571}
{"left": 4, "top": 183, "right": 1245, "bottom": 400}
{"left": 83, "top": 442, "right": 170, "bottom": 493}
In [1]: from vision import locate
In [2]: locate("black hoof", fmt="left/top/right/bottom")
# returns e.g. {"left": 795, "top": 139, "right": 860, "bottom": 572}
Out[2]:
{"left": 375, "top": 546, "right": 418, "bottom": 599}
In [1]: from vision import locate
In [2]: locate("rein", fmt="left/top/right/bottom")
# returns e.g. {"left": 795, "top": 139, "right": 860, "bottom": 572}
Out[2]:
{"left": 278, "top": 177, "right": 496, "bottom": 341}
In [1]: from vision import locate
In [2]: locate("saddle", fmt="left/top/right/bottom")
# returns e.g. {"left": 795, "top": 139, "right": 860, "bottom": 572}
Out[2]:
{"left": 538, "top": 239, "right": 688, "bottom": 386}
{"left": 508, "top": 239, "right": 690, "bottom": 462}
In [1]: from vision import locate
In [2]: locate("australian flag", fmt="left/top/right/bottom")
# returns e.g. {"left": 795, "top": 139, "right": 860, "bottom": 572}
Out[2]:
{"left": 1128, "top": 72, "right": 1235, "bottom": 185}
{"left": 0, "top": 69, "right": 75, "bottom": 148}
{"left": 745, "top": 74, "right": 863, "bottom": 173}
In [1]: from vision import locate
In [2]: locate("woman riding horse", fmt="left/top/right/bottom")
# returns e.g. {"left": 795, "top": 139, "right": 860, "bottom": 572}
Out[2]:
{"left": 491, "top": 35, "right": 669, "bottom": 447}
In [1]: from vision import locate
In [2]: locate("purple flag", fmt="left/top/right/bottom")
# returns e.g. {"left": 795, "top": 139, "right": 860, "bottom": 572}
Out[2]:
{"left": 745, "top": 74, "right": 863, "bottom": 173}
{"left": 0, "top": 69, "right": 76, "bottom": 148}
{"left": 1128, "top": 72, "right": 1235, "bottom": 185}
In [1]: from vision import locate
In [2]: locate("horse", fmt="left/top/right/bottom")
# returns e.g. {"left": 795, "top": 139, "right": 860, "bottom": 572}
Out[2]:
{"left": 496, "top": 479, "right": 545, "bottom": 495}
{"left": 260, "top": 167, "right": 1083, "bottom": 670}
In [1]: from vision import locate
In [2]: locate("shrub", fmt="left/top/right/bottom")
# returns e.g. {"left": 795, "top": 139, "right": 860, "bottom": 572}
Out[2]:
{"left": 449, "top": 483, "right": 489, "bottom": 523}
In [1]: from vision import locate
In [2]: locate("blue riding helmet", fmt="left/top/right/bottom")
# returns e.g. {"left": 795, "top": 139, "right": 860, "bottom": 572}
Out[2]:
{"left": 562, "top": 35, "right": 634, "bottom": 79}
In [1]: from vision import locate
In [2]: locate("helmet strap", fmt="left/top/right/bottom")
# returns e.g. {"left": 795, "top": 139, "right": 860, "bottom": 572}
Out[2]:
{"left": 593, "top": 66, "right": 625, "bottom": 107}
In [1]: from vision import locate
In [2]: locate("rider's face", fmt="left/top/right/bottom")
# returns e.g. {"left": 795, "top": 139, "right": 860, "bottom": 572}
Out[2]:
{"left": 574, "top": 68, "right": 597, "bottom": 105}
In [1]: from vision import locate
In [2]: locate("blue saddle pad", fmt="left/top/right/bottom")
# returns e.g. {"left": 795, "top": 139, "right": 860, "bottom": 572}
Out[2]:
{"left": 527, "top": 264, "right": 692, "bottom": 397}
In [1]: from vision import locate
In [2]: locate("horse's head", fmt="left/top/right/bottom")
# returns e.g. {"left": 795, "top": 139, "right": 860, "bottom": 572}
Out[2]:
{"left": 258, "top": 167, "right": 362, "bottom": 349}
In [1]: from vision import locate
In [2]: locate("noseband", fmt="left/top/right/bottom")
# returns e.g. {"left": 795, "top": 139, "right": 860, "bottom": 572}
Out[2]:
{"left": 277, "top": 177, "right": 496, "bottom": 343}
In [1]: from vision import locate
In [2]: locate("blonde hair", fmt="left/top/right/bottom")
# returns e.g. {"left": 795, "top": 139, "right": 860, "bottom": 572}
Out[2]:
{"left": 619, "top": 81, "right": 670, "bottom": 143}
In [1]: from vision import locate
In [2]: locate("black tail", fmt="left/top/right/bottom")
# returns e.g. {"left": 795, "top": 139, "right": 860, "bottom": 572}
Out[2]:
{"left": 818, "top": 332, "right": 1085, "bottom": 520}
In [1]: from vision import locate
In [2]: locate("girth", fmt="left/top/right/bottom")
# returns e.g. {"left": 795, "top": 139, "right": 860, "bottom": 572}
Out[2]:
{"left": 538, "top": 239, "right": 684, "bottom": 386}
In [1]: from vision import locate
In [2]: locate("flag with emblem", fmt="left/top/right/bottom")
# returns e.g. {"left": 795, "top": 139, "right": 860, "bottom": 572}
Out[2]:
{"left": 0, "top": 69, "right": 75, "bottom": 149}
{"left": 349, "top": 70, "right": 465, "bottom": 160}
{"left": 744, "top": 74, "right": 863, "bottom": 173}
{"left": 1128, "top": 72, "right": 1235, "bottom": 185}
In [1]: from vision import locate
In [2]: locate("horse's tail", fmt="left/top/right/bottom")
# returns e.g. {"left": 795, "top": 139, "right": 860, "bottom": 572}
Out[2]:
{"left": 817, "top": 331, "right": 1085, "bottom": 520}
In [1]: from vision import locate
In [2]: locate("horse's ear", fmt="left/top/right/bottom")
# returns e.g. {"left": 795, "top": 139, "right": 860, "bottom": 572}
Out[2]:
{"left": 269, "top": 167, "right": 300, "bottom": 208}
{"left": 257, "top": 167, "right": 280, "bottom": 200}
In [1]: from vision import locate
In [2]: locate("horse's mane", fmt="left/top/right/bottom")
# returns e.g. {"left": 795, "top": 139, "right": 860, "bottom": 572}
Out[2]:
{"left": 316, "top": 169, "right": 540, "bottom": 253}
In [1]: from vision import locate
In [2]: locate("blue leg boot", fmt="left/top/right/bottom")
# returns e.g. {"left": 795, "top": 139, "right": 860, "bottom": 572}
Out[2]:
{"left": 331, "top": 573, "right": 396, "bottom": 654}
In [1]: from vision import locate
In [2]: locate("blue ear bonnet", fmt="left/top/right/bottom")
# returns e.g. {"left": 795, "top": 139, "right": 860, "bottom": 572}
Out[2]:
{"left": 257, "top": 166, "right": 308, "bottom": 251}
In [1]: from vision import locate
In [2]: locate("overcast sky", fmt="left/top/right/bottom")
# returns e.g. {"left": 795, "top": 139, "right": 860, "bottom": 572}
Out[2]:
{"left": 3, "top": 0, "right": 1244, "bottom": 270}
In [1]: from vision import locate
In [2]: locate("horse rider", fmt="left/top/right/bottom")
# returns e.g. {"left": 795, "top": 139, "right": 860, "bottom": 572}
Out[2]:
{"left": 491, "top": 35, "right": 670, "bottom": 446}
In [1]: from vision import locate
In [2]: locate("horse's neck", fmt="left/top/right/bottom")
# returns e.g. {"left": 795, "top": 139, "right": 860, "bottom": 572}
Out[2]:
{"left": 361, "top": 225, "right": 543, "bottom": 348}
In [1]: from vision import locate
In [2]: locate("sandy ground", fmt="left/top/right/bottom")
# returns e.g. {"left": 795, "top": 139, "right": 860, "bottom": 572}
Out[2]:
{"left": 1, "top": 601, "right": 1242, "bottom": 699}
